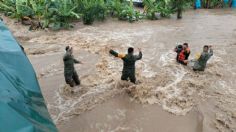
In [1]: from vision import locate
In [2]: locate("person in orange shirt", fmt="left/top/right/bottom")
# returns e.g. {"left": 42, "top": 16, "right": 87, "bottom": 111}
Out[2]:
{"left": 175, "top": 43, "right": 191, "bottom": 65}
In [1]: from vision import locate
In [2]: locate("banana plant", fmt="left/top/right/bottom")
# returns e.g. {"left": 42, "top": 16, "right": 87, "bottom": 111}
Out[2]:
{"left": 77, "top": 0, "right": 107, "bottom": 25}
{"left": 143, "top": 0, "right": 158, "bottom": 19}
{"left": 106, "top": 0, "right": 123, "bottom": 17}
{"left": 118, "top": 0, "right": 141, "bottom": 22}
{"left": 202, "top": 0, "right": 224, "bottom": 8}
{"left": 143, "top": 0, "right": 173, "bottom": 19}
{"left": 15, "top": 0, "right": 34, "bottom": 18}
{"left": 43, "top": 0, "right": 80, "bottom": 29}
{"left": 0, "top": 0, "right": 195, "bottom": 29}
{"left": 77, "top": 0, "right": 96, "bottom": 25}
{"left": 156, "top": 0, "right": 173, "bottom": 18}
{"left": 0, "top": 0, "right": 16, "bottom": 17}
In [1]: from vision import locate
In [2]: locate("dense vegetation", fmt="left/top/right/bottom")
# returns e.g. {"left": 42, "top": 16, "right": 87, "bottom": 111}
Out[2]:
{"left": 0, "top": 0, "right": 233, "bottom": 30}
{"left": 201, "top": 0, "right": 233, "bottom": 8}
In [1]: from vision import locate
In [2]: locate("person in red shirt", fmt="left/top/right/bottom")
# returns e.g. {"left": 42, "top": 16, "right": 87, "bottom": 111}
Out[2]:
{"left": 175, "top": 43, "right": 191, "bottom": 65}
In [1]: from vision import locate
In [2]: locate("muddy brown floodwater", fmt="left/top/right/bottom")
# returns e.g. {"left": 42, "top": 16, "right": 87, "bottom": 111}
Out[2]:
{"left": 2, "top": 9, "right": 236, "bottom": 132}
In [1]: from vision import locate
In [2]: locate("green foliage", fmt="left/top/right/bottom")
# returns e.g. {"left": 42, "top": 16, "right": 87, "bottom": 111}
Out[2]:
{"left": 143, "top": 0, "right": 157, "bottom": 20}
{"left": 0, "top": 0, "right": 202, "bottom": 29}
{"left": 106, "top": 0, "right": 141, "bottom": 22}
{"left": 77, "top": 0, "right": 107, "bottom": 25}
{"left": 144, "top": 0, "right": 193, "bottom": 20}
{"left": 16, "top": 0, "right": 34, "bottom": 18}
{"left": 105, "top": 0, "right": 122, "bottom": 17}
{"left": 0, "top": 0, "right": 80, "bottom": 29}
{"left": 0, "top": 0, "right": 17, "bottom": 17}
{"left": 43, "top": 0, "right": 80, "bottom": 30}
{"left": 202, "top": 0, "right": 225, "bottom": 8}
{"left": 118, "top": 1, "right": 141, "bottom": 22}
{"left": 143, "top": 0, "right": 173, "bottom": 20}
{"left": 156, "top": 0, "right": 173, "bottom": 18}
{"left": 184, "top": 0, "right": 194, "bottom": 9}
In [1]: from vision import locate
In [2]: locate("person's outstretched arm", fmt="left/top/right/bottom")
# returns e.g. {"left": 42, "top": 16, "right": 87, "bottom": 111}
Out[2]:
{"left": 135, "top": 48, "right": 142, "bottom": 60}
{"left": 72, "top": 55, "right": 82, "bottom": 64}
{"left": 209, "top": 47, "right": 213, "bottom": 56}
{"left": 206, "top": 46, "right": 213, "bottom": 59}
{"left": 73, "top": 58, "right": 81, "bottom": 64}
{"left": 109, "top": 49, "right": 125, "bottom": 59}
{"left": 109, "top": 49, "right": 118, "bottom": 57}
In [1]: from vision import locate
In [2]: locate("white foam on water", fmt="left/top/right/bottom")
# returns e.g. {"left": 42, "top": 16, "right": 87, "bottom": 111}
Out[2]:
{"left": 155, "top": 66, "right": 189, "bottom": 115}
{"left": 50, "top": 80, "right": 119, "bottom": 123}
{"left": 139, "top": 61, "right": 157, "bottom": 78}
{"left": 218, "top": 80, "right": 236, "bottom": 95}
{"left": 159, "top": 51, "right": 176, "bottom": 66}
{"left": 29, "top": 24, "right": 236, "bottom": 129}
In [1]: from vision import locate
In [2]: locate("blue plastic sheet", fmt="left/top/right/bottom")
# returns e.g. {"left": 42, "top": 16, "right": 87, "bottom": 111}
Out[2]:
{"left": 232, "top": 0, "right": 236, "bottom": 7}
{"left": 195, "top": 0, "right": 201, "bottom": 9}
{"left": 0, "top": 21, "right": 57, "bottom": 132}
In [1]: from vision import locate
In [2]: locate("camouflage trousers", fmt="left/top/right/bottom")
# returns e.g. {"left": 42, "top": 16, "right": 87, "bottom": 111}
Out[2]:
{"left": 64, "top": 71, "right": 80, "bottom": 87}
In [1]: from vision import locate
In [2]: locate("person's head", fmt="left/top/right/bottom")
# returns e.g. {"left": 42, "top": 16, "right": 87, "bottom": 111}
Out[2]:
{"left": 203, "top": 45, "right": 209, "bottom": 52}
{"left": 175, "top": 45, "right": 183, "bottom": 53}
{"left": 183, "top": 43, "right": 188, "bottom": 49}
{"left": 65, "top": 46, "right": 73, "bottom": 54}
{"left": 128, "top": 47, "right": 134, "bottom": 54}
{"left": 65, "top": 46, "right": 70, "bottom": 51}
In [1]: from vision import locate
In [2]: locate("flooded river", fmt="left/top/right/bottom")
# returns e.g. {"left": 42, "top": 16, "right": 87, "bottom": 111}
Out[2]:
{"left": 2, "top": 9, "right": 236, "bottom": 132}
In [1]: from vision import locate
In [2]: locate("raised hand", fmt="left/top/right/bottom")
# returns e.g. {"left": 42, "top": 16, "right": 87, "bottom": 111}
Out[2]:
{"left": 138, "top": 48, "right": 141, "bottom": 52}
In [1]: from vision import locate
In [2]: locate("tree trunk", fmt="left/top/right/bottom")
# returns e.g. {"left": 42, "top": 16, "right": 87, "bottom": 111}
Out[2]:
{"left": 177, "top": 9, "right": 182, "bottom": 19}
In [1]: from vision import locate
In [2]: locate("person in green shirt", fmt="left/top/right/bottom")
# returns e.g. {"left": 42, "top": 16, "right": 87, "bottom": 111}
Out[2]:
{"left": 63, "top": 46, "right": 83, "bottom": 87}
{"left": 109, "top": 47, "right": 142, "bottom": 84}
{"left": 193, "top": 45, "right": 213, "bottom": 71}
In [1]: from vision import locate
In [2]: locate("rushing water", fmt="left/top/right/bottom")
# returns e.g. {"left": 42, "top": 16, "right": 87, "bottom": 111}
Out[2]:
{"left": 3, "top": 9, "right": 236, "bottom": 132}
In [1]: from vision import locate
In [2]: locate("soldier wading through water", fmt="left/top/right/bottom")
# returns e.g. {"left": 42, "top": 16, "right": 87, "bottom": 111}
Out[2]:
{"left": 109, "top": 47, "right": 142, "bottom": 84}
{"left": 193, "top": 45, "right": 213, "bottom": 71}
{"left": 63, "top": 46, "right": 83, "bottom": 87}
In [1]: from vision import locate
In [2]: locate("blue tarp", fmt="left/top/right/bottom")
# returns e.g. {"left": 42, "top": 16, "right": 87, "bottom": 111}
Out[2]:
{"left": 195, "top": 0, "right": 201, "bottom": 9}
{"left": 233, "top": 0, "right": 236, "bottom": 7}
{"left": 0, "top": 21, "right": 57, "bottom": 132}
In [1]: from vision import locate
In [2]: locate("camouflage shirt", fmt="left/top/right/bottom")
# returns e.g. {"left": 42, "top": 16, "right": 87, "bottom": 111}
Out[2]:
{"left": 110, "top": 50, "right": 142, "bottom": 72}
{"left": 193, "top": 49, "right": 213, "bottom": 71}
{"left": 63, "top": 52, "right": 80, "bottom": 75}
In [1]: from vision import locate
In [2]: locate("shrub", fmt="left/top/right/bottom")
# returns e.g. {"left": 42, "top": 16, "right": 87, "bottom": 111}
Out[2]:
{"left": 202, "top": 0, "right": 225, "bottom": 8}
{"left": 118, "top": 1, "right": 141, "bottom": 22}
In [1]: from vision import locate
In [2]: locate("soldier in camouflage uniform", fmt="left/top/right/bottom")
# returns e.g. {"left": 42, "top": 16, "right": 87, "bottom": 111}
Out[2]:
{"left": 109, "top": 47, "right": 142, "bottom": 84}
{"left": 63, "top": 46, "right": 82, "bottom": 87}
{"left": 193, "top": 45, "right": 213, "bottom": 71}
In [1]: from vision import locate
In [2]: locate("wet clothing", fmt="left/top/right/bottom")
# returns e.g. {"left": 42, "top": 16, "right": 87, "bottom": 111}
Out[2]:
{"left": 110, "top": 50, "right": 142, "bottom": 83}
{"left": 63, "top": 52, "right": 81, "bottom": 87}
{"left": 175, "top": 45, "right": 191, "bottom": 65}
{"left": 193, "top": 49, "right": 213, "bottom": 71}
{"left": 65, "top": 71, "right": 80, "bottom": 87}
{"left": 175, "top": 45, "right": 183, "bottom": 61}
{"left": 184, "top": 48, "right": 191, "bottom": 60}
